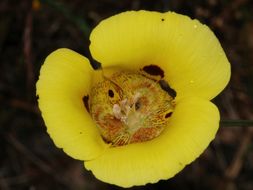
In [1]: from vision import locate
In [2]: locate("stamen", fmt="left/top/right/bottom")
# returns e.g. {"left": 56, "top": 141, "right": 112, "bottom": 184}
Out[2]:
{"left": 113, "top": 104, "right": 122, "bottom": 119}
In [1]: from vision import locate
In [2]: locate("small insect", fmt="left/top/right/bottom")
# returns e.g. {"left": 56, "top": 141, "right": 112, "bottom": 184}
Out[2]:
{"left": 89, "top": 70, "right": 175, "bottom": 146}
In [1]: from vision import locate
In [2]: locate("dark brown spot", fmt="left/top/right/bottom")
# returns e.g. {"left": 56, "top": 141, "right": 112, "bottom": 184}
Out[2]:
{"left": 101, "top": 136, "right": 111, "bottom": 144}
{"left": 108, "top": 89, "right": 114, "bottom": 97}
{"left": 135, "top": 101, "right": 141, "bottom": 110}
{"left": 83, "top": 95, "right": 90, "bottom": 113}
{"left": 79, "top": 132, "right": 83, "bottom": 134}
{"left": 161, "top": 18, "right": 165, "bottom": 21}
{"left": 142, "top": 65, "right": 164, "bottom": 78}
{"left": 165, "top": 112, "right": 173, "bottom": 118}
{"left": 159, "top": 80, "right": 177, "bottom": 98}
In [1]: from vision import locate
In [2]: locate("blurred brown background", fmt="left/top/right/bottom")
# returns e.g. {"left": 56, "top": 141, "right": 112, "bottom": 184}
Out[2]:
{"left": 0, "top": 0, "right": 253, "bottom": 189}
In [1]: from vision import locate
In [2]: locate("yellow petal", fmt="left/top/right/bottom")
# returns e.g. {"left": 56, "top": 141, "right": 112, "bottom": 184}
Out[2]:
{"left": 85, "top": 97, "right": 219, "bottom": 187}
{"left": 36, "top": 48, "right": 108, "bottom": 160}
{"left": 90, "top": 10, "right": 230, "bottom": 100}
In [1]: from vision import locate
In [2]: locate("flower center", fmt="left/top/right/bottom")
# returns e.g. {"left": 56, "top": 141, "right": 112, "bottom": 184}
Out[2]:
{"left": 89, "top": 71, "right": 175, "bottom": 147}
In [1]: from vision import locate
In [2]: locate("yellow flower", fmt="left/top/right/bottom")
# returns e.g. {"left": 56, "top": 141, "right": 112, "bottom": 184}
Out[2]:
{"left": 36, "top": 11, "right": 230, "bottom": 187}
